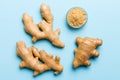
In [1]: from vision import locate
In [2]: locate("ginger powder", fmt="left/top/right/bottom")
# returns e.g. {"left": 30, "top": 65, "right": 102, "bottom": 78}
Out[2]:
{"left": 67, "top": 7, "right": 87, "bottom": 28}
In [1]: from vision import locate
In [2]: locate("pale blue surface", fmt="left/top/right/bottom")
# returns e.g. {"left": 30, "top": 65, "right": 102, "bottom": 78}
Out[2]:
{"left": 0, "top": 0, "right": 120, "bottom": 80}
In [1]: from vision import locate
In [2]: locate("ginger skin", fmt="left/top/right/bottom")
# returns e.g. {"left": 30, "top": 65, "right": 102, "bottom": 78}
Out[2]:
{"left": 73, "top": 37, "right": 103, "bottom": 68}
{"left": 22, "top": 4, "right": 64, "bottom": 48}
{"left": 16, "top": 41, "right": 63, "bottom": 76}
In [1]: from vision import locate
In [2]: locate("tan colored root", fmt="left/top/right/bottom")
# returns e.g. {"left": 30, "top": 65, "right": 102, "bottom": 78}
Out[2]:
{"left": 16, "top": 41, "right": 63, "bottom": 76}
{"left": 73, "top": 37, "right": 103, "bottom": 68}
{"left": 22, "top": 3, "right": 64, "bottom": 48}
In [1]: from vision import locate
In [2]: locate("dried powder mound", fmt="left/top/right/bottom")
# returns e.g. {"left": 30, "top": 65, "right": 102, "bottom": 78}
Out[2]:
{"left": 67, "top": 7, "right": 87, "bottom": 28}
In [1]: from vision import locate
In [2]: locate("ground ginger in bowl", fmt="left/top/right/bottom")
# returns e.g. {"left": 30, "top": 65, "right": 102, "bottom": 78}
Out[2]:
{"left": 67, "top": 7, "right": 87, "bottom": 28}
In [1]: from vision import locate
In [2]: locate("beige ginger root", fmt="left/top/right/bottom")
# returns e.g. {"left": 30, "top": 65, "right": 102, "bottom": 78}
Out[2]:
{"left": 16, "top": 41, "right": 63, "bottom": 76}
{"left": 22, "top": 4, "right": 64, "bottom": 48}
{"left": 73, "top": 37, "right": 103, "bottom": 68}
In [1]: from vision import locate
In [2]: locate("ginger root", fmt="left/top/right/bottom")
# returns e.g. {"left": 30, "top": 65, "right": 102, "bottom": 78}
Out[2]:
{"left": 73, "top": 37, "right": 103, "bottom": 68}
{"left": 16, "top": 41, "right": 63, "bottom": 76}
{"left": 22, "top": 4, "right": 64, "bottom": 48}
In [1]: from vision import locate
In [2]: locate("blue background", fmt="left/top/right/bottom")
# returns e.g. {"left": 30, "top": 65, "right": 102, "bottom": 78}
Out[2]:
{"left": 0, "top": 0, "right": 120, "bottom": 80}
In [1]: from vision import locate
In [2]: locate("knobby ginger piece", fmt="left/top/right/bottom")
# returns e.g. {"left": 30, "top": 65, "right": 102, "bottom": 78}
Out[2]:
{"left": 16, "top": 41, "right": 63, "bottom": 76}
{"left": 22, "top": 4, "right": 64, "bottom": 48}
{"left": 73, "top": 37, "right": 103, "bottom": 68}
